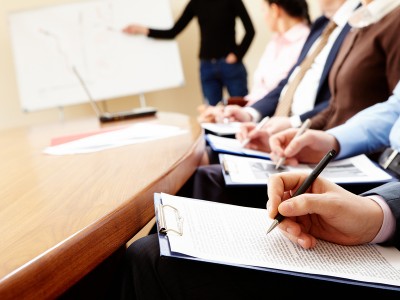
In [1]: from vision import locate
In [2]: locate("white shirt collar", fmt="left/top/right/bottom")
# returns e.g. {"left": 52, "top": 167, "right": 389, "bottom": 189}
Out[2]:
{"left": 349, "top": 0, "right": 400, "bottom": 28}
{"left": 332, "top": 0, "right": 361, "bottom": 27}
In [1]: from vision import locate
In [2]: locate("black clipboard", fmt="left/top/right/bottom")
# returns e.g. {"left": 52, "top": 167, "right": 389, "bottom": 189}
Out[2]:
{"left": 154, "top": 193, "right": 400, "bottom": 293}
{"left": 218, "top": 153, "right": 398, "bottom": 192}
{"left": 219, "top": 153, "right": 279, "bottom": 186}
{"left": 205, "top": 134, "right": 271, "bottom": 160}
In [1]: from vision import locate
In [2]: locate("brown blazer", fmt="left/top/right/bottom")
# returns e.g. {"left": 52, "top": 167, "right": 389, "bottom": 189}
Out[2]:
{"left": 310, "top": 6, "right": 400, "bottom": 130}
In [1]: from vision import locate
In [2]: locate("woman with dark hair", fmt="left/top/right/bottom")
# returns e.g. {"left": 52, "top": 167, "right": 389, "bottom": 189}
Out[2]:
{"left": 198, "top": 0, "right": 311, "bottom": 121}
{"left": 245, "top": 0, "right": 311, "bottom": 105}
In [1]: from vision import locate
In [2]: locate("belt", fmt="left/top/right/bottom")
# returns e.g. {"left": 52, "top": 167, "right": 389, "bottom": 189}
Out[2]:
{"left": 201, "top": 58, "right": 224, "bottom": 63}
{"left": 378, "top": 148, "right": 400, "bottom": 177}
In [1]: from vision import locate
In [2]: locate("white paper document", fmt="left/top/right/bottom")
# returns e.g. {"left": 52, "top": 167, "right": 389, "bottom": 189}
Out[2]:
{"left": 158, "top": 193, "right": 400, "bottom": 289}
{"left": 201, "top": 122, "right": 242, "bottom": 136}
{"left": 220, "top": 153, "right": 394, "bottom": 185}
{"left": 44, "top": 123, "right": 187, "bottom": 155}
{"left": 206, "top": 134, "right": 271, "bottom": 159}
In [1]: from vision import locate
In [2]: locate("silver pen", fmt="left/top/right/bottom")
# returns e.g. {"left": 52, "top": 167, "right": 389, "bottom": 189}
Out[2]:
{"left": 220, "top": 99, "right": 230, "bottom": 124}
{"left": 275, "top": 118, "right": 312, "bottom": 169}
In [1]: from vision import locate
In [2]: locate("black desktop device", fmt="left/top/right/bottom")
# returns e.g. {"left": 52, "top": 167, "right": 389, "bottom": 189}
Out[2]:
{"left": 72, "top": 66, "right": 157, "bottom": 123}
{"left": 99, "top": 107, "right": 157, "bottom": 123}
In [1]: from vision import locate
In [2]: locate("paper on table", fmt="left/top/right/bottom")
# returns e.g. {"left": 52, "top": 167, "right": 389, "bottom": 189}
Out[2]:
{"left": 50, "top": 126, "right": 129, "bottom": 146}
{"left": 201, "top": 122, "right": 241, "bottom": 136}
{"left": 220, "top": 154, "right": 394, "bottom": 185}
{"left": 43, "top": 123, "right": 187, "bottom": 155}
{"left": 159, "top": 193, "right": 400, "bottom": 288}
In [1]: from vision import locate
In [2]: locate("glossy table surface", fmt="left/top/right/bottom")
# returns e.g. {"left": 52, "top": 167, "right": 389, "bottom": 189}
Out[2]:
{"left": 0, "top": 112, "right": 205, "bottom": 299}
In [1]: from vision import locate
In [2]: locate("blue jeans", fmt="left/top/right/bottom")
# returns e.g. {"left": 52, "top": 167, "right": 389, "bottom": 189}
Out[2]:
{"left": 200, "top": 58, "right": 248, "bottom": 106}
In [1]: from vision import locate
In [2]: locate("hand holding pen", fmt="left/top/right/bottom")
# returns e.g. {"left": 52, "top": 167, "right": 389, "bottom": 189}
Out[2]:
{"left": 275, "top": 118, "right": 312, "bottom": 169}
{"left": 266, "top": 159, "right": 385, "bottom": 249}
{"left": 199, "top": 101, "right": 228, "bottom": 124}
{"left": 214, "top": 101, "right": 229, "bottom": 124}
{"left": 239, "top": 116, "right": 270, "bottom": 147}
{"left": 266, "top": 149, "right": 336, "bottom": 234}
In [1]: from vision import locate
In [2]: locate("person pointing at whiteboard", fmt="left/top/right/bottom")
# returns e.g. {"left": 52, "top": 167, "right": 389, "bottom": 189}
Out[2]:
{"left": 122, "top": 0, "right": 255, "bottom": 107}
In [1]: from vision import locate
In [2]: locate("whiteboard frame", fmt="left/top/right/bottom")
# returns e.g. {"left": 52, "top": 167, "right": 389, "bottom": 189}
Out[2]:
{"left": 8, "top": 0, "right": 185, "bottom": 112}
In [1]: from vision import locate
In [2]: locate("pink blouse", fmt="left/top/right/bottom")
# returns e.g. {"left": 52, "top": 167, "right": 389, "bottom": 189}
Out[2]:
{"left": 245, "top": 22, "right": 310, "bottom": 105}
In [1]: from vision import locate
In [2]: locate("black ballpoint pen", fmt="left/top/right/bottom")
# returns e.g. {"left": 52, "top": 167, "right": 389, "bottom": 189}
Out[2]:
{"left": 266, "top": 149, "right": 337, "bottom": 234}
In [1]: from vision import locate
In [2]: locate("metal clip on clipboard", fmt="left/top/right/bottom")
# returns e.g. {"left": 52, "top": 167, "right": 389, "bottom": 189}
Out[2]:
{"left": 156, "top": 203, "right": 183, "bottom": 236}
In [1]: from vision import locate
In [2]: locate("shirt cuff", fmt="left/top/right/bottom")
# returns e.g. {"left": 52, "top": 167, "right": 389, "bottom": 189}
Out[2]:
{"left": 289, "top": 115, "right": 302, "bottom": 128}
{"left": 243, "top": 107, "right": 262, "bottom": 122}
{"left": 326, "top": 125, "right": 361, "bottom": 159}
{"left": 368, "top": 195, "right": 396, "bottom": 244}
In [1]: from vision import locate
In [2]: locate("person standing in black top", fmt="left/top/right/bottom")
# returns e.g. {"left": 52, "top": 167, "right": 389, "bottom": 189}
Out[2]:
{"left": 122, "top": 0, "right": 255, "bottom": 106}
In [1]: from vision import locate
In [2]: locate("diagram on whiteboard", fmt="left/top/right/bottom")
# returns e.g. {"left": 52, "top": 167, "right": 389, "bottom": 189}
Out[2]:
{"left": 8, "top": 0, "right": 185, "bottom": 112}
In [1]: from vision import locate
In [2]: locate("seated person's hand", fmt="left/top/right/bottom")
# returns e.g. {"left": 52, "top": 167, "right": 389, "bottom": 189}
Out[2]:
{"left": 223, "top": 105, "right": 253, "bottom": 122}
{"left": 263, "top": 116, "right": 292, "bottom": 135}
{"left": 236, "top": 122, "right": 271, "bottom": 152}
{"left": 197, "top": 104, "right": 253, "bottom": 123}
{"left": 267, "top": 173, "right": 383, "bottom": 249}
{"left": 236, "top": 122, "right": 256, "bottom": 142}
{"left": 269, "top": 129, "right": 340, "bottom": 166}
{"left": 197, "top": 105, "right": 224, "bottom": 123}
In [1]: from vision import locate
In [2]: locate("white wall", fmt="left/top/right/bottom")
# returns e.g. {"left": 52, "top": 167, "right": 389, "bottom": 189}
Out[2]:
{"left": 0, "top": 0, "right": 320, "bottom": 130}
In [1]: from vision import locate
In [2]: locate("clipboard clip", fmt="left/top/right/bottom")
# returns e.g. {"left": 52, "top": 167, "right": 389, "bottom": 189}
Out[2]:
{"left": 156, "top": 203, "right": 183, "bottom": 236}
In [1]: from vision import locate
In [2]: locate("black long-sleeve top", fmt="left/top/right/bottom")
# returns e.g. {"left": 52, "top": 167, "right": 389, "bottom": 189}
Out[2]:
{"left": 148, "top": 0, "right": 255, "bottom": 61}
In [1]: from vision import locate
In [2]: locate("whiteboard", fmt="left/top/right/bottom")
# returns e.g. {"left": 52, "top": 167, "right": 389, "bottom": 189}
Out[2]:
{"left": 8, "top": 0, "right": 185, "bottom": 112}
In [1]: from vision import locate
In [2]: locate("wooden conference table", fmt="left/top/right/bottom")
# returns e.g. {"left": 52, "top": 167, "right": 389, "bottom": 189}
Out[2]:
{"left": 0, "top": 112, "right": 205, "bottom": 299}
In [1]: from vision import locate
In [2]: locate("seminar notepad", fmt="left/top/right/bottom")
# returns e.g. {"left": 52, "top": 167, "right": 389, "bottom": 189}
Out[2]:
{"left": 219, "top": 153, "right": 395, "bottom": 186}
{"left": 155, "top": 193, "right": 400, "bottom": 292}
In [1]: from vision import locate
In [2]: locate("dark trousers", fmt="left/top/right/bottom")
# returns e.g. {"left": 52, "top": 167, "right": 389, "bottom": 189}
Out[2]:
{"left": 120, "top": 234, "right": 399, "bottom": 299}
{"left": 119, "top": 161, "right": 399, "bottom": 299}
{"left": 200, "top": 59, "right": 248, "bottom": 106}
{"left": 176, "top": 162, "right": 386, "bottom": 209}
{"left": 177, "top": 164, "right": 268, "bottom": 209}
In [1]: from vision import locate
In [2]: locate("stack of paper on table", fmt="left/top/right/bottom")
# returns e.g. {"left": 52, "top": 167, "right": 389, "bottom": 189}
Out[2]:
{"left": 219, "top": 153, "right": 396, "bottom": 186}
{"left": 155, "top": 193, "right": 400, "bottom": 292}
{"left": 205, "top": 134, "right": 270, "bottom": 160}
{"left": 44, "top": 123, "right": 186, "bottom": 155}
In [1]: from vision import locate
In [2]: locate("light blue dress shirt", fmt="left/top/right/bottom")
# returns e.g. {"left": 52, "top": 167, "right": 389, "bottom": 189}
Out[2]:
{"left": 328, "top": 81, "right": 400, "bottom": 244}
{"left": 328, "top": 81, "right": 400, "bottom": 159}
